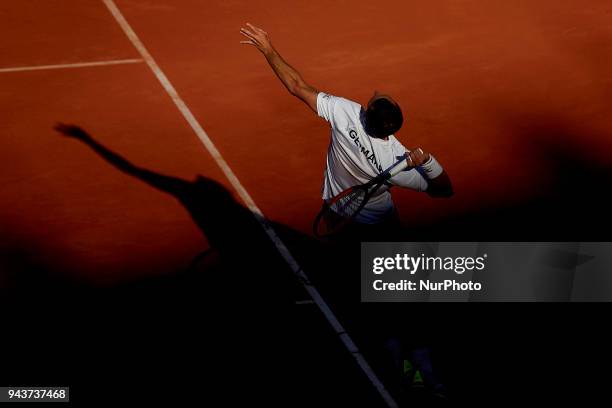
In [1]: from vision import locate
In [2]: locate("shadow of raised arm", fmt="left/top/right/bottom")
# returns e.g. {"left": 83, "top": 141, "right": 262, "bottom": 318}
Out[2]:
{"left": 54, "top": 123, "right": 187, "bottom": 196}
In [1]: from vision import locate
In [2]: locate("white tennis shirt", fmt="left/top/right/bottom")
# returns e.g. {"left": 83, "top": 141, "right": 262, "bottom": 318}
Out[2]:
{"left": 317, "top": 92, "right": 428, "bottom": 224}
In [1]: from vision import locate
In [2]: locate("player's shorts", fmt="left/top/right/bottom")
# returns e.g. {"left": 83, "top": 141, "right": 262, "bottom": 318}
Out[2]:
{"left": 320, "top": 201, "right": 401, "bottom": 242}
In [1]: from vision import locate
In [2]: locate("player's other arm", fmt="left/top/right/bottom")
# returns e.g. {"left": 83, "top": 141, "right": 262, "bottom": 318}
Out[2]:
{"left": 424, "top": 171, "right": 453, "bottom": 198}
{"left": 240, "top": 23, "right": 318, "bottom": 112}
{"left": 408, "top": 148, "right": 454, "bottom": 198}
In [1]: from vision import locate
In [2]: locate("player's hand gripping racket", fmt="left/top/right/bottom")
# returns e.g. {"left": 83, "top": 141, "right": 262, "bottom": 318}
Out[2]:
{"left": 313, "top": 154, "right": 412, "bottom": 238}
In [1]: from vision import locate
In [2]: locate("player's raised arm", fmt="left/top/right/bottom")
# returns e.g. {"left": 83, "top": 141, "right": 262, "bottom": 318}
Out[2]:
{"left": 240, "top": 23, "right": 318, "bottom": 112}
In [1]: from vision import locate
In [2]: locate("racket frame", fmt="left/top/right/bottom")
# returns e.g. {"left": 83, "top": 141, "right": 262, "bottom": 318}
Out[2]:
{"left": 313, "top": 155, "right": 411, "bottom": 238}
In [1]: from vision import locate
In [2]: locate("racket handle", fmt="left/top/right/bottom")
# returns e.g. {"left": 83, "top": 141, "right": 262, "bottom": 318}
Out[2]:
{"left": 387, "top": 154, "right": 411, "bottom": 178}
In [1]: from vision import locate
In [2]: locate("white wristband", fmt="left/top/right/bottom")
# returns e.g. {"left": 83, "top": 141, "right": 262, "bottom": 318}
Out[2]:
{"left": 419, "top": 154, "right": 444, "bottom": 179}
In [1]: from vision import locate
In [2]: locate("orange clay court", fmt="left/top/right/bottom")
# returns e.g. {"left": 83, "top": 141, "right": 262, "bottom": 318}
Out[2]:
{"left": 2, "top": 0, "right": 612, "bottom": 283}
{"left": 1, "top": 0, "right": 612, "bottom": 405}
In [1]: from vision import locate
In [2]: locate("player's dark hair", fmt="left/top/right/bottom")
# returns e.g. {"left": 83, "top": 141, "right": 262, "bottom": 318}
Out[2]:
{"left": 365, "top": 98, "right": 403, "bottom": 138}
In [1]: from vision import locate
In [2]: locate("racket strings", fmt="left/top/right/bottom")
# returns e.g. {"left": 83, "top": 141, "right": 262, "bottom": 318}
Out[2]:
{"left": 330, "top": 189, "right": 367, "bottom": 218}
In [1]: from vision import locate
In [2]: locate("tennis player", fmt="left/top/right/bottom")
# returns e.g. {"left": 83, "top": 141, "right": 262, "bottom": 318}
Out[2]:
{"left": 241, "top": 24, "right": 451, "bottom": 398}
{"left": 240, "top": 23, "right": 453, "bottom": 237}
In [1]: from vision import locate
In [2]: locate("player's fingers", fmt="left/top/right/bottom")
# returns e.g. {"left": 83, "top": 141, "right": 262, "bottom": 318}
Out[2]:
{"left": 418, "top": 148, "right": 432, "bottom": 164}
{"left": 411, "top": 150, "right": 425, "bottom": 166}
{"left": 249, "top": 23, "right": 269, "bottom": 37}
{"left": 240, "top": 28, "right": 256, "bottom": 39}
{"left": 240, "top": 30, "right": 260, "bottom": 44}
{"left": 240, "top": 27, "right": 256, "bottom": 37}
{"left": 240, "top": 40, "right": 256, "bottom": 45}
{"left": 246, "top": 22, "right": 262, "bottom": 33}
{"left": 406, "top": 152, "right": 415, "bottom": 167}
{"left": 412, "top": 148, "right": 426, "bottom": 162}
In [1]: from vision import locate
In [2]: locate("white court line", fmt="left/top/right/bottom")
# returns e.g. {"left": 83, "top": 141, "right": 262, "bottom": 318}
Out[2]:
{"left": 0, "top": 59, "right": 143, "bottom": 73}
{"left": 101, "top": 1, "right": 398, "bottom": 407}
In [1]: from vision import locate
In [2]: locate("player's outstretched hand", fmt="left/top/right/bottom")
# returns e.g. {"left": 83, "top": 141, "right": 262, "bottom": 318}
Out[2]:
{"left": 407, "top": 148, "right": 431, "bottom": 167}
{"left": 54, "top": 123, "right": 91, "bottom": 140}
{"left": 240, "top": 23, "right": 273, "bottom": 55}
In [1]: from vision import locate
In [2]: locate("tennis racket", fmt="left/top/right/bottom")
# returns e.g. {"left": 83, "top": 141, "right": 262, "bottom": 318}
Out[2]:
{"left": 313, "top": 154, "right": 412, "bottom": 238}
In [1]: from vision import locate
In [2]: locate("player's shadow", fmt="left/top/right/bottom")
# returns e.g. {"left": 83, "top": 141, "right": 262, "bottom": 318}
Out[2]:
{"left": 48, "top": 125, "right": 310, "bottom": 321}
{"left": 51, "top": 125, "right": 301, "bottom": 297}
{"left": 1, "top": 125, "right": 386, "bottom": 406}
